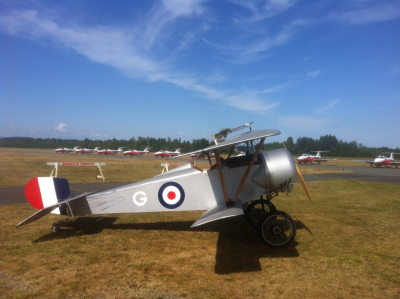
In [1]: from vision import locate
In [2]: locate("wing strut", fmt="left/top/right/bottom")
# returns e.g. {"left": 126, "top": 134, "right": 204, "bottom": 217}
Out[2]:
{"left": 214, "top": 137, "right": 266, "bottom": 207}
{"left": 231, "top": 137, "right": 265, "bottom": 204}
{"left": 215, "top": 151, "right": 229, "bottom": 204}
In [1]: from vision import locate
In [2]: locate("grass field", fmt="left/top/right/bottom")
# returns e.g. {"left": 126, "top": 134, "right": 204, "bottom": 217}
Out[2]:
{"left": 0, "top": 148, "right": 352, "bottom": 187}
{"left": 1, "top": 148, "right": 399, "bottom": 298}
{"left": 0, "top": 149, "right": 208, "bottom": 187}
{"left": 1, "top": 181, "right": 400, "bottom": 298}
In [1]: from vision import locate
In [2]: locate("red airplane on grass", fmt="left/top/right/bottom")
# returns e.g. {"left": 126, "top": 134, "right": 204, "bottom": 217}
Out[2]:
{"left": 54, "top": 147, "right": 79, "bottom": 154}
{"left": 352, "top": 153, "right": 400, "bottom": 168}
{"left": 74, "top": 146, "right": 100, "bottom": 155}
{"left": 123, "top": 148, "right": 150, "bottom": 157}
{"left": 296, "top": 151, "right": 336, "bottom": 165}
{"left": 154, "top": 149, "right": 182, "bottom": 158}
{"left": 97, "top": 147, "right": 124, "bottom": 155}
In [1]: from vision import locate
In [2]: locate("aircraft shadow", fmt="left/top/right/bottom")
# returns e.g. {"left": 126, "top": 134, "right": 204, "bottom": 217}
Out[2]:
{"left": 33, "top": 216, "right": 310, "bottom": 274}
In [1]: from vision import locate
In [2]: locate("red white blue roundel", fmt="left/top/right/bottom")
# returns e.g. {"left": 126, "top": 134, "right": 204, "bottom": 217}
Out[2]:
{"left": 158, "top": 182, "right": 185, "bottom": 209}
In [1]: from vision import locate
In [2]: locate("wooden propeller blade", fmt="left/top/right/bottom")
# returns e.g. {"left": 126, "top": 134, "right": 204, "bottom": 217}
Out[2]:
{"left": 296, "top": 164, "right": 312, "bottom": 200}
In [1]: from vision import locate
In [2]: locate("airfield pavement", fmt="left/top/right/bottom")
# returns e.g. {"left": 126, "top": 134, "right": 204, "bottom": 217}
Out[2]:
{"left": 0, "top": 163, "right": 399, "bottom": 206}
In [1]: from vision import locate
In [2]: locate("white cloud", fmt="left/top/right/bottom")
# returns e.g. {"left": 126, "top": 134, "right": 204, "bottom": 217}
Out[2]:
{"left": 314, "top": 99, "right": 340, "bottom": 114}
{"left": 231, "top": 0, "right": 297, "bottom": 22}
{"left": 307, "top": 70, "right": 321, "bottom": 77}
{"left": 91, "top": 133, "right": 100, "bottom": 136}
{"left": 328, "top": 3, "right": 400, "bottom": 25}
{"left": 54, "top": 123, "right": 67, "bottom": 132}
{"left": 0, "top": 8, "right": 278, "bottom": 114}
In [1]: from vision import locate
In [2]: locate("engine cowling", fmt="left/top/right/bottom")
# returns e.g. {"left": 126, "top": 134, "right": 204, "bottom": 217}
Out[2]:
{"left": 251, "top": 148, "right": 296, "bottom": 191}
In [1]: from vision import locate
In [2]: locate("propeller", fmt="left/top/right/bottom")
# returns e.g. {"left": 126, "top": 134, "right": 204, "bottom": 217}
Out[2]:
{"left": 283, "top": 142, "right": 312, "bottom": 200}
{"left": 296, "top": 164, "right": 312, "bottom": 200}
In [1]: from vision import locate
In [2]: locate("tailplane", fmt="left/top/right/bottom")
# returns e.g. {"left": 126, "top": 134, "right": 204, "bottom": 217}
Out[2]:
{"left": 17, "top": 177, "right": 95, "bottom": 228}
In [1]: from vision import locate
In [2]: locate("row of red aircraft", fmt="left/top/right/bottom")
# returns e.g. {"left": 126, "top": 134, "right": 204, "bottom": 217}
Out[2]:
{"left": 296, "top": 151, "right": 400, "bottom": 168}
{"left": 54, "top": 147, "right": 399, "bottom": 167}
{"left": 54, "top": 146, "right": 179, "bottom": 158}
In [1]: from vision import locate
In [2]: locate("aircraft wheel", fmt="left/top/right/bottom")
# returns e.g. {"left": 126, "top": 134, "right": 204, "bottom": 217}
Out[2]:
{"left": 245, "top": 199, "right": 276, "bottom": 228}
{"left": 51, "top": 225, "right": 60, "bottom": 233}
{"left": 257, "top": 211, "right": 296, "bottom": 248}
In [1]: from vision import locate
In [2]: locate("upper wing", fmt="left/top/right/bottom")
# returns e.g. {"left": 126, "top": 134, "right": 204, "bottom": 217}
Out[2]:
{"left": 171, "top": 129, "right": 280, "bottom": 158}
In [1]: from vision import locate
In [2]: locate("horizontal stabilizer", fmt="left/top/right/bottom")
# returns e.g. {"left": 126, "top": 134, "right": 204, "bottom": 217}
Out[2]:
{"left": 191, "top": 200, "right": 243, "bottom": 228}
{"left": 15, "top": 191, "right": 96, "bottom": 228}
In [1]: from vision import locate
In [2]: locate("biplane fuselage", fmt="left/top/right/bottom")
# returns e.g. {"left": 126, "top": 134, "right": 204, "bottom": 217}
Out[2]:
{"left": 74, "top": 156, "right": 266, "bottom": 217}
{"left": 18, "top": 127, "right": 310, "bottom": 247}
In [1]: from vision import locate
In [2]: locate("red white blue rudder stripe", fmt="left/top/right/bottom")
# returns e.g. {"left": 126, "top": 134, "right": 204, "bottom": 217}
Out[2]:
{"left": 158, "top": 182, "right": 185, "bottom": 209}
{"left": 25, "top": 177, "right": 70, "bottom": 215}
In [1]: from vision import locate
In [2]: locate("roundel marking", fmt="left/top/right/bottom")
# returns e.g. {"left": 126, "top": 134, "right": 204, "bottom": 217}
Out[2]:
{"left": 158, "top": 182, "right": 185, "bottom": 209}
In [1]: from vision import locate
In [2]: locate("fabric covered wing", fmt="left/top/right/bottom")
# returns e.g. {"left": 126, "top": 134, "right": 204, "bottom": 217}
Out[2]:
{"left": 172, "top": 129, "right": 280, "bottom": 159}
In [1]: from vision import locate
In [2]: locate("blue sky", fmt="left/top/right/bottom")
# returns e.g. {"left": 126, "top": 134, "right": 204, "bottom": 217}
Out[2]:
{"left": 1, "top": 0, "right": 399, "bottom": 148}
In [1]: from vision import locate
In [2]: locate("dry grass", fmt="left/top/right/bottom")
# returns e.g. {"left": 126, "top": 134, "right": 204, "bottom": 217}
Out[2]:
{"left": 1, "top": 180, "right": 400, "bottom": 298}
{"left": 0, "top": 148, "right": 355, "bottom": 187}
{"left": 0, "top": 149, "right": 209, "bottom": 187}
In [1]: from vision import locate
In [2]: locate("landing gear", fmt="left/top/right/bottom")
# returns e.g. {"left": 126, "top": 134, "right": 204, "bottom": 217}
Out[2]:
{"left": 51, "top": 225, "right": 60, "bottom": 233}
{"left": 257, "top": 211, "right": 296, "bottom": 248}
{"left": 245, "top": 192, "right": 297, "bottom": 248}
{"left": 244, "top": 197, "right": 276, "bottom": 228}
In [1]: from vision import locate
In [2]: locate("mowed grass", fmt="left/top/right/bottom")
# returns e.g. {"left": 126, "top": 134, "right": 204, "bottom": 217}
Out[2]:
{"left": 0, "top": 149, "right": 209, "bottom": 187}
{"left": 1, "top": 148, "right": 352, "bottom": 187}
{"left": 1, "top": 180, "right": 400, "bottom": 298}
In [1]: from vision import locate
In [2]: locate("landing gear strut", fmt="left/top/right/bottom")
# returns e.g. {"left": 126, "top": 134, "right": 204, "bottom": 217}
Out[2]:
{"left": 245, "top": 193, "right": 297, "bottom": 248}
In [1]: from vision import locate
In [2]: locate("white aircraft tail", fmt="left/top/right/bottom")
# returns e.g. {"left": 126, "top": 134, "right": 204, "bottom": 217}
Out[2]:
{"left": 117, "top": 147, "right": 124, "bottom": 152}
{"left": 311, "top": 151, "right": 329, "bottom": 158}
{"left": 94, "top": 147, "right": 101, "bottom": 151}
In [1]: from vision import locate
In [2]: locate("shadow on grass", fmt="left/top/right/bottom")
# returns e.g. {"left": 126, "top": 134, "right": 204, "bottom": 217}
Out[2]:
{"left": 33, "top": 215, "right": 308, "bottom": 274}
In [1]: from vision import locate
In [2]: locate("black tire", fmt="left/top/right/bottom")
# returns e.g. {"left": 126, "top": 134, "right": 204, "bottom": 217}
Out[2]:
{"left": 257, "top": 211, "right": 296, "bottom": 248}
{"left": 51, "top": 225, "right": 60, "bottom": 233}
{"left": 244, "top": 199, "right": 275, "bottom": 228}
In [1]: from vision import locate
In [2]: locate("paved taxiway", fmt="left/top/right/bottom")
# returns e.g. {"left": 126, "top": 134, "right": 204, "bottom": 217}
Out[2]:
{"left": 0, "top": 163, "right": 398, "bottom": 206}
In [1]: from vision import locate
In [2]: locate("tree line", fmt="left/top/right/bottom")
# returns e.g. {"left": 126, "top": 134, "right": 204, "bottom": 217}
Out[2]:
{"left": 1, "top": 135, "right": 398, "bottom": 158}
{"left": 260, "top": 135, "right": 399, "bottom": 158}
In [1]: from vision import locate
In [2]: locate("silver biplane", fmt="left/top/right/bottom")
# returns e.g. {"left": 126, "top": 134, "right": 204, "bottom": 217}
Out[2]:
{"left": 17, "top": 123, "right": 311, "bottom": 248}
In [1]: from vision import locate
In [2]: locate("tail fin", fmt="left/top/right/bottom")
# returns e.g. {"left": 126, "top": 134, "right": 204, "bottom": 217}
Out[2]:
{"left": 25, "top": 177, "right": 70, "bottom": 215}
{"left": 118, "top": 147, "right": 124, "bottom": 152}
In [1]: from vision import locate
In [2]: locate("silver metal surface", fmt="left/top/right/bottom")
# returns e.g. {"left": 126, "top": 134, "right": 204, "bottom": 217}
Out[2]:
{"left": 251, "top": 149, "right": 296, "bottom": 190}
